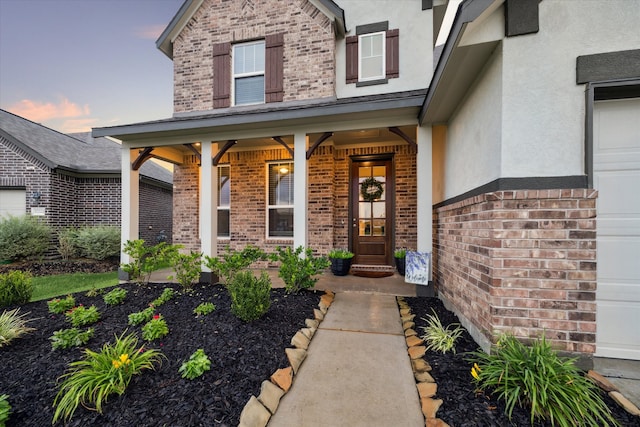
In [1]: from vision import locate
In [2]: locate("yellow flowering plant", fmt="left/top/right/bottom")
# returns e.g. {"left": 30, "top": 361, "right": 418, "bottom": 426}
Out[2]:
{"left": 53, "top": 331, "right": 164, "bottom": 424}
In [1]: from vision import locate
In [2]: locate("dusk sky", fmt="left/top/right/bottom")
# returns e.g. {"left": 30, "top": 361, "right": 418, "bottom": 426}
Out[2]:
{"left": 0, "top": 0, "right": 184, "bottom": 134}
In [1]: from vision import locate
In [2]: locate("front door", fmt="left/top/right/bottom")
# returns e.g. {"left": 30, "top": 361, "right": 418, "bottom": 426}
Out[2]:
{"left": 350, "top": 158, "right": 393, "bottom": 265}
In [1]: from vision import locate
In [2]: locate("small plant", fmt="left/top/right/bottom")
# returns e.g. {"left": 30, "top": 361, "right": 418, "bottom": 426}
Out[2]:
{"left": 168, "top": 250, "right": 202, "bottom": 289}
{"left": 57, "top": 227, "right": 79, "bottom": 260}
{"left": 0, "top": 394, "right": 11, "bottom": 426}
{"left": 420, "top": 309, "right": 465, "bottom": 354}
{"left": 0, "top": 308, "right": 36, "bottom": 347}
{"left": 85, "top": 286, "right": 103, "bottom": 297}
{"left": 121, "top": 240, "right": 179, "bottom": 284}
{"left": 52, "top": 331, "right": 164, "bottom": 423}
{"left": 151, "top": 287, "right": 175, "bottom": 307}
{"left": 227, "top": 271, "right": 271, "bottom": 322}
{"left": 128, "top": 306, "right": 155, "bottom": 326}
{"left": 193, "top": 302, "right": 216, "bottom": 316}
{"left": 65, "top": 305, "right": 100, "bottom": 327}
{"left": 141, "top": 314, "right": 169, "bottom": 341}
{"left": 271, "top": 246, "right": 330, "bottom": 294}
{"left": 50, "top": 327, "right": 94, "bottom": 350}
{"left": 47, "top": 295, "right": 76, "bottom": 314}
{"left": 179, "top": 349, "right": 211, "bottom": 380}
{"left": 328, "top": 249, "right": 354, "bottom": 259}
{"left": 0, "top": 215, "right": 51, "bottom": 261}
{"left": 203, "top": 244, "right": 267, "bottom": 286}
{"left": 103, "top": 287, "right": 127, "bottom": 305}
{"left": 0, "top": 270, "right": 33, "bottom": 307}
{"left": 470, "top": 334, "right": 620, "bottom": 427}
{"left": 394, "top": 248, "right": 407, "bottom": 258}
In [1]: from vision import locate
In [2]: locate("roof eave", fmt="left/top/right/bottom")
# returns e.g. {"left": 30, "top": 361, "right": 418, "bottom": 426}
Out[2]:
{"left": 156, "top": 0, "right": 205, "bottom": 59}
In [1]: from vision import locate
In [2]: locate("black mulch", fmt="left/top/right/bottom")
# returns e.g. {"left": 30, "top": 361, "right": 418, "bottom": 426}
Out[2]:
{"left": 405, "top": 297, "right": 640, "bottom": 427}
{"left": 2, "top": 282, "right": 320, "bottom": 426}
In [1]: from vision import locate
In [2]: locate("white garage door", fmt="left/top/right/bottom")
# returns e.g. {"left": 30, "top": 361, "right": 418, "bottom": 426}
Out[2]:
{"left": 593, "top": 97, "right": 640, "bottom": 360}
{"left": 0, "top": 189, "right": 26, "bottom": 219}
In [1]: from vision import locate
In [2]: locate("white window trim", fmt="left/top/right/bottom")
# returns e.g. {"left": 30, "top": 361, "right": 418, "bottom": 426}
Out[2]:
{"left": 218, "top": 164, "right": 230, "bottom": 239}
{"left": 232, "top": 40, "right": 265, "bottom": 106}
{"left": 266, "top": 161, "right": 294, "bottom": 240}
{"left": 358, "top": 31, "right": 386, "bottom": 82}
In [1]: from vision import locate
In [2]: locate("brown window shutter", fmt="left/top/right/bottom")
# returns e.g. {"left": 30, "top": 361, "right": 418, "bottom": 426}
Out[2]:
{"left": 386, "top": 29, "right": 399, "bottom": 79}
{"left": 212, "top": 42, "right": 231, "bottom": 108}
{"left": 346, "top": 35, "right": 358, "bottom": 84}
{"left": 265, "top": 33, "right": 284, "bottom": 103}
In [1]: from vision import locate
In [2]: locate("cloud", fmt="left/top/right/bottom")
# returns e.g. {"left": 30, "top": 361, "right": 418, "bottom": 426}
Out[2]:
{"left": 59, "top": 118, "right": 99, "bottom": 134}
{"left": 134, "top": 24, "right": 166, "bottom": 40}
{"left": 8, "top": 98, "right": 90, "bottom": 123}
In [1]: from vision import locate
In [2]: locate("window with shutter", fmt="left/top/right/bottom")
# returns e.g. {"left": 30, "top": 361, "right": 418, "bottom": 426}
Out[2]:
{"left": 233, "top": 40, "right": 265, "bottom": 105}
{"left": 345, "top": 22, "right": 399, "bottom": 86}
{"left": 265, "top": 33, "right": 284, "bottom": 103}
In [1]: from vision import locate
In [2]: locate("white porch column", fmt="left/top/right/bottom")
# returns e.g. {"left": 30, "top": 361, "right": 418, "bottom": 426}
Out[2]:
{"left": 416, "top": 125, "right": 433, "bottom": 252}
{"left": 200, "top": 142, "right": 218, "bottom": 282}
{"left": 293, "top": 132, "right": 308, "bottom": 249}
{"left": 120, "top": 146, "right": 139, "bottom": 279}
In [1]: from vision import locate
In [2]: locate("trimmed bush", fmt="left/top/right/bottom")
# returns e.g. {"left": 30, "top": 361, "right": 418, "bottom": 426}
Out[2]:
{"left": 0, "top": 270, "right": 33, "bottom": 307}
{"left": 271, "top": 246, "right": 330, "bottom": 294}
{"left": 227, "top": 271, "right": 271, "bottom": 322}
{"left": 75, "top": 226, "right": 120, "bottom": 260}
{"left": 0, "top": 215, "right": 51, "bottom": 261}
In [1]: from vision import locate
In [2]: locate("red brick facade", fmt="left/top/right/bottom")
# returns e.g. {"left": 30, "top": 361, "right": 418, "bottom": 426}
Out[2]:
{"left": 433, "top": 189, "right": 598, "bottom": 354}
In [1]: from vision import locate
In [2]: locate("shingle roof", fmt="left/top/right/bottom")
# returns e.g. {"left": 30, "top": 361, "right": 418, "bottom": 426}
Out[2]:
{"left": 0, "top": 109, "right": 172, "bottom": 185}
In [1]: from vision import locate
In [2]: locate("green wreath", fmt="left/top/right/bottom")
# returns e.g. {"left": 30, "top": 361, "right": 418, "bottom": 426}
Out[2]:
{"left": 361, "top": 177, "right": 384, "bottom": 201}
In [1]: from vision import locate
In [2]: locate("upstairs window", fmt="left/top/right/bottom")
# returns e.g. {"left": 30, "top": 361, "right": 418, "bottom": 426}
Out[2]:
{"left": 233, "top": 41, "right": 265, "bottom": 105}
{"left": 267, "top": 162, "right": 294, "bottom": 238}
{"left": 218, "top": 165, "right": 230, "bottom": 238}
{"left": 346, "top": 22, "right": 399, "bottom": 86}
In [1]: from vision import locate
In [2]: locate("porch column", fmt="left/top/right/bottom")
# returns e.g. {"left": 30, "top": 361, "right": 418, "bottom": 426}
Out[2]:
{"left": 200, "top": 142, "right": 218, "bottom": 283}
{"left": 293, "top": 132, "right": 308, "bottom": 249}
{"left": 416, "top": 125, "right": 433, "bottom": 252}
{"left": 119, "top": 146, "right": 139, "bottom": 280}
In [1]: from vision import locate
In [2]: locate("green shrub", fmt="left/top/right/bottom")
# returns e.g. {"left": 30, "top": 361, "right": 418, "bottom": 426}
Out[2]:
{"left": 327, "top": 249, "right": 354, "bottom": 259}
{"left": 53, "top": 332, "right": 164, "bottom": 423}
{"left": 471, "top": 334, "right": 619, "bottom": 427}
{"left": 0, "top": 308, "right": 36, "bottom": 347}
{"left": 75, "top": 226, "right": 120, "bottom": 260}
{"left": 0, "top": 394, "right": 10, "bottom": 426}
{"left": 203, "top": 244, "right": 267, "bottom": 286}
{"left": 128, "top": 306, "right": 155, "bottom": 326}
{"left": 0, "top": 270, "right": 33, "bottom": 307}
{"left": 141, "top": 314, "right": 169, "bottom": 341}
{"left": 57, "top": 227, "right": 79, "bottom": 260}
{"left": 0, "top": 215, "right": 51, "bottom": 261}
{"left": 47, "top": 295, "right": 76, "bottom": 314}
{"left": 65, "top": 305, "right": 100, "bottom": 327}
{"left": 179, "top": 349, "right": 211, "bottom": 380}
{"left": 193, "top": 302, "right": 216, "bottom": 316}
{"left": 151, "top": 287, "right": 175, "bottom": 307}
{"left": 103, "top": 287, "right": 127, "bottom": 305}
{"left": 419, "top": 309, "right": 465, "bottom": 354}
{"left": 168, "top": 251, "right": 201, "bottom": 289}
{"left": 121, "top": 240, "right": 179, "bottom": 284}
{"left": 50, "top": 327, "right": 94, "bottom": 350}
{"left": 227, "top": 271, "right": 271, "bottom": 322}
{"left": 271, "top": 246, "right": 330, "bottom": 294}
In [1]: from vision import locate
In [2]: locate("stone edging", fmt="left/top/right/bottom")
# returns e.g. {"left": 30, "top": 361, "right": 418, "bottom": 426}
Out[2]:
{"left": 397, "top": 297, "right": 450, "bottom": 427}
{"left": 237, "top": 291, "right": 335, "bottom": 427}
{"left": 586, "top": 370, "right": 640, "bottom": 417}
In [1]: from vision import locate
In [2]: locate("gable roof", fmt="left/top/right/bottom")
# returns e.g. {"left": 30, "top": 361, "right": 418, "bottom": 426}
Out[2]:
{"left": 156, "top": 0, "right": 346, "bottom": 59}
{"left": 0, "top": 109, "right": 172, "bottom": 185}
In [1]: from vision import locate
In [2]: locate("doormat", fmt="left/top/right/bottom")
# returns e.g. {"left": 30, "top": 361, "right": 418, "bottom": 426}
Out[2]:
{"left": 350, "top": 264, "right": 395, "bottom": 278}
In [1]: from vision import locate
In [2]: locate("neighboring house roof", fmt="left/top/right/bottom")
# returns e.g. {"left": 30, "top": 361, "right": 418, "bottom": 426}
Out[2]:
{"left": 156, "top": 0, "right": 346, "bottom": 59}
{"left": 0, "top": 109, "right": 172, "bottom": 185}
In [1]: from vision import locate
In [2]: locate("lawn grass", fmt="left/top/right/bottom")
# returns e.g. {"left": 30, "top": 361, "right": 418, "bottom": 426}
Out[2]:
{"left": 31, "top": 272, "right": 119, "bottom": 302}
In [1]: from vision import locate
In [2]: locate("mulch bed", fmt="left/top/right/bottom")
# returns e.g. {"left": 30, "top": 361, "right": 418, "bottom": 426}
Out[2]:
{"left": 0, "top": 259, "right": 119, "bottom": 276}
{"left": 2, "top": 282, "right": 320, "bottom": 426}
{"left": 405, "top": 297, "right": 639, "bottom": 427}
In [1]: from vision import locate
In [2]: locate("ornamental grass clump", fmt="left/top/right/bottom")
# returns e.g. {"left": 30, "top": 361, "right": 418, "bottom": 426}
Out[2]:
{"left": 179, "top": 349, "right": 211, "bottom": 380}
{"left": 50, "top": 328, "right": 94, "bottom": 350}
{"left": 141, "top": 314, "right": 169, "bottom": 341}
{"left": 103, "top": 287, "right": 127, "bottom": 306}
{"left": 470, "top": 334, "right": 620, "bottom": 427}
{"left": 0, "top": 270, "right": 33, "bottom": 307}
{"left": 47, "top": 295, "right": 76, "bottom": 314}
{"left": 53, "top": 332, "right": 164, "bottom": 423}
{"left": 420, "top": 309, "right": 465, "bottom": 354}
{"left": 65, "top": 305, "right": 100, "bottom": 327}
{"left": 0, "top": 308, "right": 36, "bottom": 348}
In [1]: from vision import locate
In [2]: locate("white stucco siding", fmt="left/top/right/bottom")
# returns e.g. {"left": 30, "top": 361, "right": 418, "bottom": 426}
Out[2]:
{"left": 336, "top": 1, "right": 433, "bottom": 98}
{"left": 444, "top": 44, "right": 503, "bottom": 199}
{"left": 501, "top": 0, "right": 640, "bottom": 178}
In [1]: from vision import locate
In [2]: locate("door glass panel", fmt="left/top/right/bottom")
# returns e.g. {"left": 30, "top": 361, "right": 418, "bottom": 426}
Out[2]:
{"left": 359, "top": 203, "right": 371, "bottom": 218}
{"left": 373, "top": 219, "right": 386, "bottom": 236}
{"left": 358, "top": 165, "right": 386, "bottom": 236}
{"left": 372, "top": 202, "right": 385, "bottom": 218}
{"left": 359, "top": 220, "right": 372, "bottom": 236}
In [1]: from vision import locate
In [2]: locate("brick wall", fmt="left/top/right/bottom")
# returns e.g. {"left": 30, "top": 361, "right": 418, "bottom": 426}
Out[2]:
{"left": 173, "top": 156, "right": 200, "bottom": 251}
{"left": 172, "top": 0, "right": 335, "bottom": 113}
{"left": 139, "top": 181, "right": 173, "bottom": 244}
{"left": 433, "top": 189, "right": 598, "bottom": 355}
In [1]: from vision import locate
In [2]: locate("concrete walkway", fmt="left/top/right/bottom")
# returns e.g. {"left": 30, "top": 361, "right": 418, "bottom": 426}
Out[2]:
{"left": 268, "top": 292, "right": 424, "bottom": 427}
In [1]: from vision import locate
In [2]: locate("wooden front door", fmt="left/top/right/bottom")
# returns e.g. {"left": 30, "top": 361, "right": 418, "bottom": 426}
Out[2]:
{"left": 350, "top": 158, "right": 393, "bottom": 265}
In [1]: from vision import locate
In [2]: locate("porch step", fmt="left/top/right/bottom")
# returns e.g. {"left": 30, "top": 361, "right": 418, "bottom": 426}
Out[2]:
{"left": 350, "top": 264, "right": 396, "bottom": 278}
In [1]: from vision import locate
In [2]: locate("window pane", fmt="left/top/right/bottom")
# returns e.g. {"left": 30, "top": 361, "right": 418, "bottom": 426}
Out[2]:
{"left": 235, "top": 76, "right": 265, "bottom": 105}
{"left": 373, "top": 201, "right": 385, "bottom": 218}
{"left": 373, "top": 219, "right": 386, "bottom": 236}
{"left": 361, "top": 57, "right": 383, "bottom": 80}
{"left": 359, "top": 32, "right": 384, "bottom": 80}
{"left": 218, "top": 209, "right": 230, "bottom": 237}
{"left": 218, "top": 166, "right": 230, "bottom": 207}
{"left": 268, "top": 162, "right": 294, "bottom": 205}
{"left": 234, "top": 42, "right": 265, "bottom": 75}
{"left": 269, "top": 208, "right": 293, "bottom": 237}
